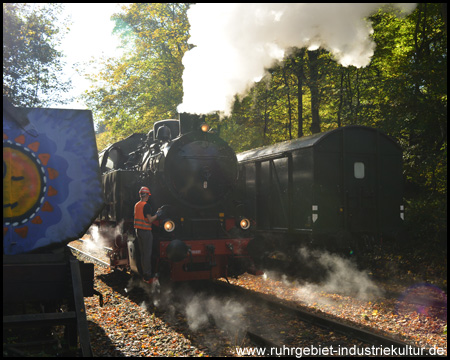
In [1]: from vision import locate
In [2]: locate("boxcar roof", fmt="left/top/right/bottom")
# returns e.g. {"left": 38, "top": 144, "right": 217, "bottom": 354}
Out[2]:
{"left": 237, "top": 125, "right": 400, "bottom": 162}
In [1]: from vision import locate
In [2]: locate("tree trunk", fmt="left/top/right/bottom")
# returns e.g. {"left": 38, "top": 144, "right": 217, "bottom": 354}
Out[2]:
{"left": 337, "top": 68, "right": 344, "bottom": 128}
{"left": 263, "top": 89, "right": 269, "bottom": 143}
{"left": 292, "top": 49, "right": 305, "bottom": 138}
{"left": 282, "top": 65, "right": 293, "bottom": 139}
{"left": 308, "top": 50, "right": 321, "bottom": 134}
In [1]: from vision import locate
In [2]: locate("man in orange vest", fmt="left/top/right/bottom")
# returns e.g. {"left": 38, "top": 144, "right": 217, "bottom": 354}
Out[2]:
{"left": 134, "top": 186, "right": 159, "bottom": 282}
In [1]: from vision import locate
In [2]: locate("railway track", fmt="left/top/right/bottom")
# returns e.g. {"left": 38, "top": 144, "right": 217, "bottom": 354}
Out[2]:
{"left": 211, "top": 281, "right": 438, "bottom": 357}
{"left": 68, "top": 240, "right": 442, "bottom": 356}
{"left": 68, "top": 245, "right": 110, "bottom": 268}
{"left": 67, "top": 239, "right": 111, "bottom": 268}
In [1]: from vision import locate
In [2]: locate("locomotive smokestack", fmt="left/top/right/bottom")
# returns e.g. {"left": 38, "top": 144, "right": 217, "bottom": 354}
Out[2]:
{"left": 179, "top": 112, "right": 206, "bottom": 134}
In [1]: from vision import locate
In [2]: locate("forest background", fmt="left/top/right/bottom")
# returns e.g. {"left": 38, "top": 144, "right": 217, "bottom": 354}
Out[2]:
{"left": 3, "top": 3, "right": 447, "bottom": 255}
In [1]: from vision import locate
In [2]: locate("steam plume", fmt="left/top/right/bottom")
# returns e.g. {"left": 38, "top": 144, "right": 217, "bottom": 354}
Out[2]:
{"left": 296, "top": 247, "right": 383, "bottom": 301}
{"left": 178, "top": 3, "right": 416, "bottom": 115}
{"left": 185, "top": 293, "right": 246, "bottom": 333}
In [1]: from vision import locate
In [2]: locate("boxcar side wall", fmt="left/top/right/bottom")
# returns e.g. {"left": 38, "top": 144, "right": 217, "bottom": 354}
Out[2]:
{"left": 237, "top": 125, "right": 404, "bottom": 249}
{"left": 312, "top": 127, "right": 403, "bottom": 239}
{"left": 313, "top": 149, "right": 343, "bottom": 233}
{"left": 377, "top": 138, "right": 404, "bottom": 236}
{"left": 313, "top": 128, "right": 379, "bottom": 237}
{"left": 239, "top": 147, "right": 315, "bottom": 235}
{"left": 258, "top": 156, "right": 290, "bottom": 230}
{"left": 291, "top": 148, "right": 314, "bottom": 233}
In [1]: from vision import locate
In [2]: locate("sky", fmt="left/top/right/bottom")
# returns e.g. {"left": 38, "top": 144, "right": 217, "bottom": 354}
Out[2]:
{"left": 53, "top": 3, "right": 126, "bottom": 109}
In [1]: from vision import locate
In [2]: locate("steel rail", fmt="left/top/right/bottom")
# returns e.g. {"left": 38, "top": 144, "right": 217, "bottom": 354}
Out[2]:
{"left": 214, "top": 280, "right": 436, "bottom": 356}
{"left": 67, "top": 244, "right": 111, "bottom": 269}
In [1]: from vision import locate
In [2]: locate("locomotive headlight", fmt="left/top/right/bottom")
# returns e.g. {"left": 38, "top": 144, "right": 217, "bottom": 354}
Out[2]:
{"left": 164, "top": 220, "right": 175, "bottom": 232}
{"left": 239, "top": 218, "right": 251, "bottom": 230}
{"left": 200, "top": 123, "right": 210, "bottom": 132}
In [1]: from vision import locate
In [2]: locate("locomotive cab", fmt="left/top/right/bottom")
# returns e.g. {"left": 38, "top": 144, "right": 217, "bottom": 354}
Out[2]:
{"left": 153, "top": 119, "right": 180, "bottom": 141}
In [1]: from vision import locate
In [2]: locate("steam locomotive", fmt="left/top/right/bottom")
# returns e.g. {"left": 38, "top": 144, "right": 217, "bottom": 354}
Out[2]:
{"left": 95, "top": 113, "right": 257, "bottom": 282}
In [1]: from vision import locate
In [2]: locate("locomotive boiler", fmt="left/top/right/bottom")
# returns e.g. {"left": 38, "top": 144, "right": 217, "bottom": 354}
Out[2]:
{"left": 95, "top": 113, "right": 256, "bottom": 282}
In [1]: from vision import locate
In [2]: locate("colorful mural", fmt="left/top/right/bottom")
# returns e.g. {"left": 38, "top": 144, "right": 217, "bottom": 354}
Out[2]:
{"left": 3, "top": 104, "right": 103, "bottom": 255}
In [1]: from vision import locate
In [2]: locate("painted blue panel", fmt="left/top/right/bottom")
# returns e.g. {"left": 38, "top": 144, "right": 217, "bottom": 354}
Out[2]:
{"left": 3, "top": 107, "right": 103, "bottom": 255}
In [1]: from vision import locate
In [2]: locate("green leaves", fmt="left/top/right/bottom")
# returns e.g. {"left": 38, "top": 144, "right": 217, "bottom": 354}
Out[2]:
{"left": 3, "top": 3, "right": 72, "bottom": 107}
{"left": 84, "top": 3, "right": 190, "bottom": 146}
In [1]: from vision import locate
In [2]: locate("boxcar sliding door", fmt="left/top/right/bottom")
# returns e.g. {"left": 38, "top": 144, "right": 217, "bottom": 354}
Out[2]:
{"left": 344, "top": 153, "right": 377, "bottom": 233}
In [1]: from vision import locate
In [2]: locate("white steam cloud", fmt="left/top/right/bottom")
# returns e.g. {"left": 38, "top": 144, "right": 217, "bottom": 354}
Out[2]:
{"left": 178, "top": 3, "right": 416, "bottom": 115}
{"left": 185, "top": 294, "right": 246, "bottom": 332}
{"left": 128, "top": 280, "right": 247, "bottom": 335}
{"left": 87, "top": 221, "right": 124, "bottom": 248}
{"left": 296, "top": 247, "right": 383, "bottom": 301}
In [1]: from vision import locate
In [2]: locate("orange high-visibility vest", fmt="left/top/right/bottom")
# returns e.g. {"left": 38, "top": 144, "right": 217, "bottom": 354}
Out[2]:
{"left": 134, "top": 201, "right": 152, "bottom": 230}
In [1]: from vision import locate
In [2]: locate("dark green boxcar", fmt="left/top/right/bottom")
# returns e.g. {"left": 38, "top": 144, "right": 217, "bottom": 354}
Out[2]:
{"left": 237, "top": 126, "right": 404, "bottom": 250}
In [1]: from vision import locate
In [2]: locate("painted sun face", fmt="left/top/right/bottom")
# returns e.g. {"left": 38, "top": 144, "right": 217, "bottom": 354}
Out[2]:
{"left": 3, "top": 143, "right": 45, "bottom": 222}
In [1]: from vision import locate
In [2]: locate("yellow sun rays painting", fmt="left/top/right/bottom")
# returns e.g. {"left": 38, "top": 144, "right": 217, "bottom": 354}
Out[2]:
{"left": 3, "top": 104, "right": 103, "bottom": 255}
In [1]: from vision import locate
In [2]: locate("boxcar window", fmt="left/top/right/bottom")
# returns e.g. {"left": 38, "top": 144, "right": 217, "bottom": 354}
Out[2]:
{"left": 354, "top": 162, "right": 365, "bottom": 179}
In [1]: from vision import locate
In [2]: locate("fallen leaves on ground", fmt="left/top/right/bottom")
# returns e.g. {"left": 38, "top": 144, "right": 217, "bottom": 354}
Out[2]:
{"left": 84, "top": 266, "right": 209, "bottom": 357}
{"left": 223, "top": 272, "right": 447, "bottom": 355}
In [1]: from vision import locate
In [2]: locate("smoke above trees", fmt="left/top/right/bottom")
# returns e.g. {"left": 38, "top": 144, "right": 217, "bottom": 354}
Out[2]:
{"left": 178, "top": 3, "right": 416, "bottom": 115}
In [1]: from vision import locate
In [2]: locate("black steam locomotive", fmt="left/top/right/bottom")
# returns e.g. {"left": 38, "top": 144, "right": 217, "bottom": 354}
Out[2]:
{"left": 95, "top": 113, "right": 256, "bottom": 282}
{"left": 236, "top": 125, "right": 405, "bottom": 258}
